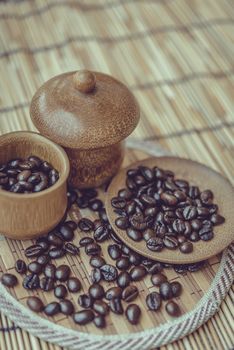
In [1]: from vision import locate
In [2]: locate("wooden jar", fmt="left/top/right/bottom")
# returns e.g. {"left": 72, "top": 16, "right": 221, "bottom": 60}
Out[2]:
{"left": 0, "top": 131, "right": 70, "bottom": 239}
{"left": 30, "top": 70, "right": 140, "bottom": 188}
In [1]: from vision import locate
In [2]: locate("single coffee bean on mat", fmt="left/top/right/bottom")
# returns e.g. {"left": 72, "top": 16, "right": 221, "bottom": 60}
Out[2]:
{"left": 27, "top": 296, "right": 44, "bottom": 313}
{"left": 94, "top": 315, "right": 106, "bottom": 328}
{"left": 1, "top": 273, "right": 18, "bottom": 287}
{"left": 125, "top": 304, "right": 141, "bottom": 325}
{"left": 146, "top": 292, "right": 161, "bottom": 311}
{"left": 73, "top": 310, "right": 94, "bottom": 325}
{"left": 60, "top": 299, "right": 74, "bottom": 316}
{"left": 44, "top": 302, "right": 60, "bottom": 316}
{"left": 165, "top": 300, "right": 181, "bottom": 317}
{"left": 67, "top": 277, "right": 81, "bottom": 293}
{"left": 15, "top": 260, "right": 27, "bottom": 274}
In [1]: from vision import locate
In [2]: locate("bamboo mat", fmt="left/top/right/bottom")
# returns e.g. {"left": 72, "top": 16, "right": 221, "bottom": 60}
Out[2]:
{"left": 0, "top": 0, "right": 233, "bottom": 349}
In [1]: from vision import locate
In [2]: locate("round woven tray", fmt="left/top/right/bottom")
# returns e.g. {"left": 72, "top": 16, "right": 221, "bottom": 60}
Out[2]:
{"left": 0, "top": 140, "right": 233, "bottom": 350}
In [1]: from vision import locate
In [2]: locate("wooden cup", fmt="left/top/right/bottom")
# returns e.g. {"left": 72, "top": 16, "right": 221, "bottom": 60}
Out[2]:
{"left": 0, "top": 131, "right": 70, "bottom": 240}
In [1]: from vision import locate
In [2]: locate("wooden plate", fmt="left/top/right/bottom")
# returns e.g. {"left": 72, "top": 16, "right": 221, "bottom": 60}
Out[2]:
{"left": 106, "top": 156, "right": 234, "bottom": 264}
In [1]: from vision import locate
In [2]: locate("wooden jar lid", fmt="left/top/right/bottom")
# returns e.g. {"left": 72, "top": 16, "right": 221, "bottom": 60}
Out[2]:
{"left": 30, "top": 70, "right": 140, "bottom": 149}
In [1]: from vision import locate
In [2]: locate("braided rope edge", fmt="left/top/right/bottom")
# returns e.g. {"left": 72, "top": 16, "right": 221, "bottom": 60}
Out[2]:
{"left": 0, "top": 140, "right": 233, "bottom": 350}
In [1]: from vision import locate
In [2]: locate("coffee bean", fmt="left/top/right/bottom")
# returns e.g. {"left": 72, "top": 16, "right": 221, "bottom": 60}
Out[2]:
{"left": 151, "top": 273, "right": 167, "bottom": 286}
{"left": 23, "top": 274, "right": 39, "bottom": 290}
{"left": 55, "top": 265, "right": 70, "bottom": 281}
{"left": 67, "top": 277, "right": 81, "bottom": 293}
{"left": 110, "top": 231, "right": 122, "bottom": 244}
{"left": 159, "top": 282, "right": 173, "bottom": 300}
{"left": 200, "top": 230, "right": 214, "bottom": 241}
{"left": 76, "top": 196, "right": 89, "bottom": 208}
{"left": 105, "top": 287, "right": 122, "bottom": 300}
{"left": 25, "top": 244, "right": 44, "bottom": 258}
{"left": 190, "top": 232, "right": 200, "bottom": 242}
{"left": 197, "top": 207, "right": 210, "bottom": 218}
{"left": 59, "top": 224, "right": 74, "bottom": 241}
{"left": 126, "top": 304, "right": 141, "bottom": 325}
{"left": 15, "top": 259, "right": 27, "bottom": 274}
{"left": 171, "top": 281, "right": 182, "bottom": 297}
{"left": 191, "top": 219, "right": 202, "bottom": 231}
{"left": 179, "top": 241, "right": 193, "bottom": 254}
{"left": 78, "top": 218, "right": 94, "bottom": 232}
{"left": 172, "top": 219, "right": 185, "bottom": 234}
{"left": 111, "top": 197, "right": 126, "bottom": 209}
{"left": 129, "top": 251, "right": 142, "bottom": 266}
{"left": 116, "top": 257, "right": 131, "bottom": 271}
{"left": 89, "top": 283, "right": 105, "bottom": 300}
{"left": 108, "top": 244, "right": 122, "bottom": 260}
{"left": 1, "top": 273, "right": 18, "bottom": 287}
{"left": 60, "top": 299, "right": 74, "bottom": 315}
{"left": 79, "top": 237, "right": 94, "bottom": 246}
{"left": 48, "top": 247, "right": 65, "bottom": 259}
{"left": 78, "top": 294, "right": 93, "bottom": 308}
{"left": 27, "top": 296, "right": 44, "bottom": 313}
{"left": 121, "top": 245, "right": 131, "bottom": 255}
{"left": 122, "top": 285, "right": 139, "bottom": 302}
{"left": 91, "top": 268, "right": 102, "bottom": 283}
{"left": 110, "top": 298, "right": 124, "bottom": 314}
{"left": 44, "top": 302, "right": 60, "bottom": 316}
{"left": 146, "top": 292, "right": 161, "bottom": 311}
{"left": 165, "top": 300, "right": 180, "bottom": 317}
{"left": 183, "top": 206, "right": 197, "bottom": 220}
{"left": 115, "top": 216, "right": 129, "bottom": 230}
{"left": 146, "top": 237, "right": 163, "bottom": 252}
{"left": 54, "top": 284, "right": 67, "bottom": 299}
{"left": 117, "top": 271, "right": 131, "bottom": 289}
{"left": 211, "top": 214, "right": 225, "bottom": 225}
{"left": 129, "top": 213, "right": 147, "bottom": 231}
{"left": 147, "top": 262, "right": 163, "bottom": 275}
{"left": 143, "top": 228, "right": 155, "bottom": 241}
{"left": 44, "top": 264, "right": 56, "bottom": 279}
{"left": 130, "top": 266, "right": 147, "bottom": 281}
{"left": 85, "top": 243, "right": 101, "bottom": 256}
{"left": 160, "top": 192, "right": 178, "bottom": 206}
{"left": 40, "top": 277, "right": 54, "bottom": 291}
{"left": 48, "top": 232, "right": 64, "bottom": 247}
{"left": 64, "top": 243, "right": 80, "bottom": 256}
{"left": 200, "top": 190, "right": 213, "bottom": 204}
{"left": 73, "top": 310, "right": 94, "bottom": 325}
{"left": 127, "top": 228, "right": 143, "bottom": 241}
{"left": 89, "top": 199, "right": 103, "bottom": 211}
{"left": 90, "top": 256, "right": 106, "bottom": 268}
{"left": 119, "top": 188, "right": 133, "bottom": 200}
{"left": 163, "top": 236, "right": 178, "bottom": 250}
{"left": 94, "top": 224, "right": 109, "bottom": 242}
{"left": 93, "top": 300, "right": 109, "bottom": 316}
{"left": 94, "top": 315, "right": 106, "bottom": 328}
{"left": 100, "top": 264, "right": 118, "bottom": 282}
{"left": 28, "top": 261, "right": 43, "bottom": 274}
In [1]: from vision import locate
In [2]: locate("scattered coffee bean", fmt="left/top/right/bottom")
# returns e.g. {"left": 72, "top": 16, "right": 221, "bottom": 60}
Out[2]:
{"left": 54, "top": 284, "right": 67, "bottom": 299}
{"left": 91, "top": 268, "right": 102, "bottom": 283}
{"left": 115, "top": 217, "right": 129, "bottom": 230}
{"left": 55, "top": 265, "right": 70, "bottom": 281}
{"left": 73, "top": 310, "right": 94, "bottom": 325}
{"left": 94, "top": 315, "right": 106, "bottom": 328}
{"left": 78, "top": 294, "right": 93, "bottom": 309}
{"left": 147, "top": 262, "right": 163, "bottom": 275}
{"left": 44, "top": 302, "right": 60, "bottom": 316}
{"left": 117, "top": 271, "right": 131, "bottom": 289}
{"left": 108, "top": 244, "right": 122, "bottom": 260}
{"left": 27, "top": 296, "right": 44, "bottom": 312}
{"left": 44, "top": 264, "right": 56, "bottom": 279}
{"left": 105, "top": 287, "right": 122, "bottom": 300}
{"left": 48, "top": 232, "right": 63, "bottom": 247}
{"left": 59, "top": 224, "right": 74, "bottom": 241}
{"left": 23, "top": 274, "right": 39, "bottom": 290}
{"left": 79, "top": 237, "right": 94, "bottom": 246}
{"left": 64, "top": 242, "right": 80, "bottom": 255}
{"left": 94, "top": 224, "right": 109, "bottom": 242}
{"left": 165, "top": 300, "right": 181, "bottom": 317}
{"left": 126, "top": 304, "right": 141, "bottom": 325}
{"left": 146, "top": 292, "right": 161, "bottom": 311}
{"left": 25, "top": 244, "right": 44, "bottom": 258}
{"left": 159, "top": 282, "right": 173, "bottom": 300}
{"left": 1, "top": 273, "right": 18, "bottom": 287}
{"left": 109, "top": 298, "right": 124, "bottom": 315}
{"left": 151, "top": 273, "right": 167, "bottom": 286}
{"left": 28, "top": 261, "right": 43, "bottom": 274}
{"left": 15, "top": 260, "right": 27, "bottom": 274}
{"left": 40, "top": 277, "right": 54, "bottom": 291}
{"left": 89, "top": 283, "right": 105, "bottom": 300}
{"left": 122, "top": 285, "right": 139, "bottom": 302}
{"left": 48, "top": 247, "right": 65, "bottom": 259}
{"left": 116, "top": 257, "right": 131, "bottom": 271}
{"left": 130, "top": 266, "right": 147, "bottom": 281}
{"left": 65, "top": 220, "right": 77, "bottom": 230}
{"left": 67, "top": 277, "right": 81, "bottom": 293}
{"left": 90, "top": 256, "right": 106, "bottom": 268}
{"left": 37, "top": 254, "right": 50, "bottom": 265}
{"left": 100, "top": 264, "right": 118, "bottom": 282}
{"left": 93, "top": 300, "right": 109, "bottom": 316}
{"left": 85, "top": 243, "right": 101, "bottom": 256}
{"left": 78, "top": 218, "right": 94, "bottom": 232}
{"left": 60, "top": 299, "right": 74, "bottom": 315}
{"left": 171, "top": 281, "right": 182, "bottom": 297}
{"left": 127, "top": 228, "right": 143, "bottom": 241}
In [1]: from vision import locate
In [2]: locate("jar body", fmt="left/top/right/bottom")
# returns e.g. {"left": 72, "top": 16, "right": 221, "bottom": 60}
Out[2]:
{"left": 66, "top": 142, "right": 124, "bottom": 188}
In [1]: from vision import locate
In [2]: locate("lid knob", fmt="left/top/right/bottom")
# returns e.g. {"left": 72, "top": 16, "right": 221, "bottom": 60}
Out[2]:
{"left": 73, "top": 70, "right": 96, "bottom": 93}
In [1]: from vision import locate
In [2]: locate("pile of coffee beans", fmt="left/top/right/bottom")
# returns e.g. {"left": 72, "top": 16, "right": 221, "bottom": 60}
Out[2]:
{"left": 0, "top": 155, "right": 59, "bottom": 193}
{"left": 111, "top": 165, "right": 225, "bottom": 254}
{"left": 0, "top": 186, "right": 206, "bottom": 328}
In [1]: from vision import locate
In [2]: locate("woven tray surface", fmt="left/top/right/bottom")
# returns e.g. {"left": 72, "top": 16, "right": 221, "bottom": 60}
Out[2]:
{"left": 0, "top": 0, "right": 233, "bottom": 349}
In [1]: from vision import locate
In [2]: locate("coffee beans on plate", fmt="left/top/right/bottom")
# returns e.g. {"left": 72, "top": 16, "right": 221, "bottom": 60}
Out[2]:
{"left": 111, "top": 165, "right": 225, "bottom": 254}
{"left": 0, "top": 156, "right": 59, "bottom": 193}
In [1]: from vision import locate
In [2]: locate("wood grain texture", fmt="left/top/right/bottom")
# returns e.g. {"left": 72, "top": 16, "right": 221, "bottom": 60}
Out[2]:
{"left": 0, "top": 132, "right": 70, "bottom": 239}
{"left": 30, "top": 70, "right": 140, "bottom": 187}
{"left": 0, "top": 0, "right": 233, "bottom": 349}
{"left": 106, "top": 156, "right": 234, "bottom": 264}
